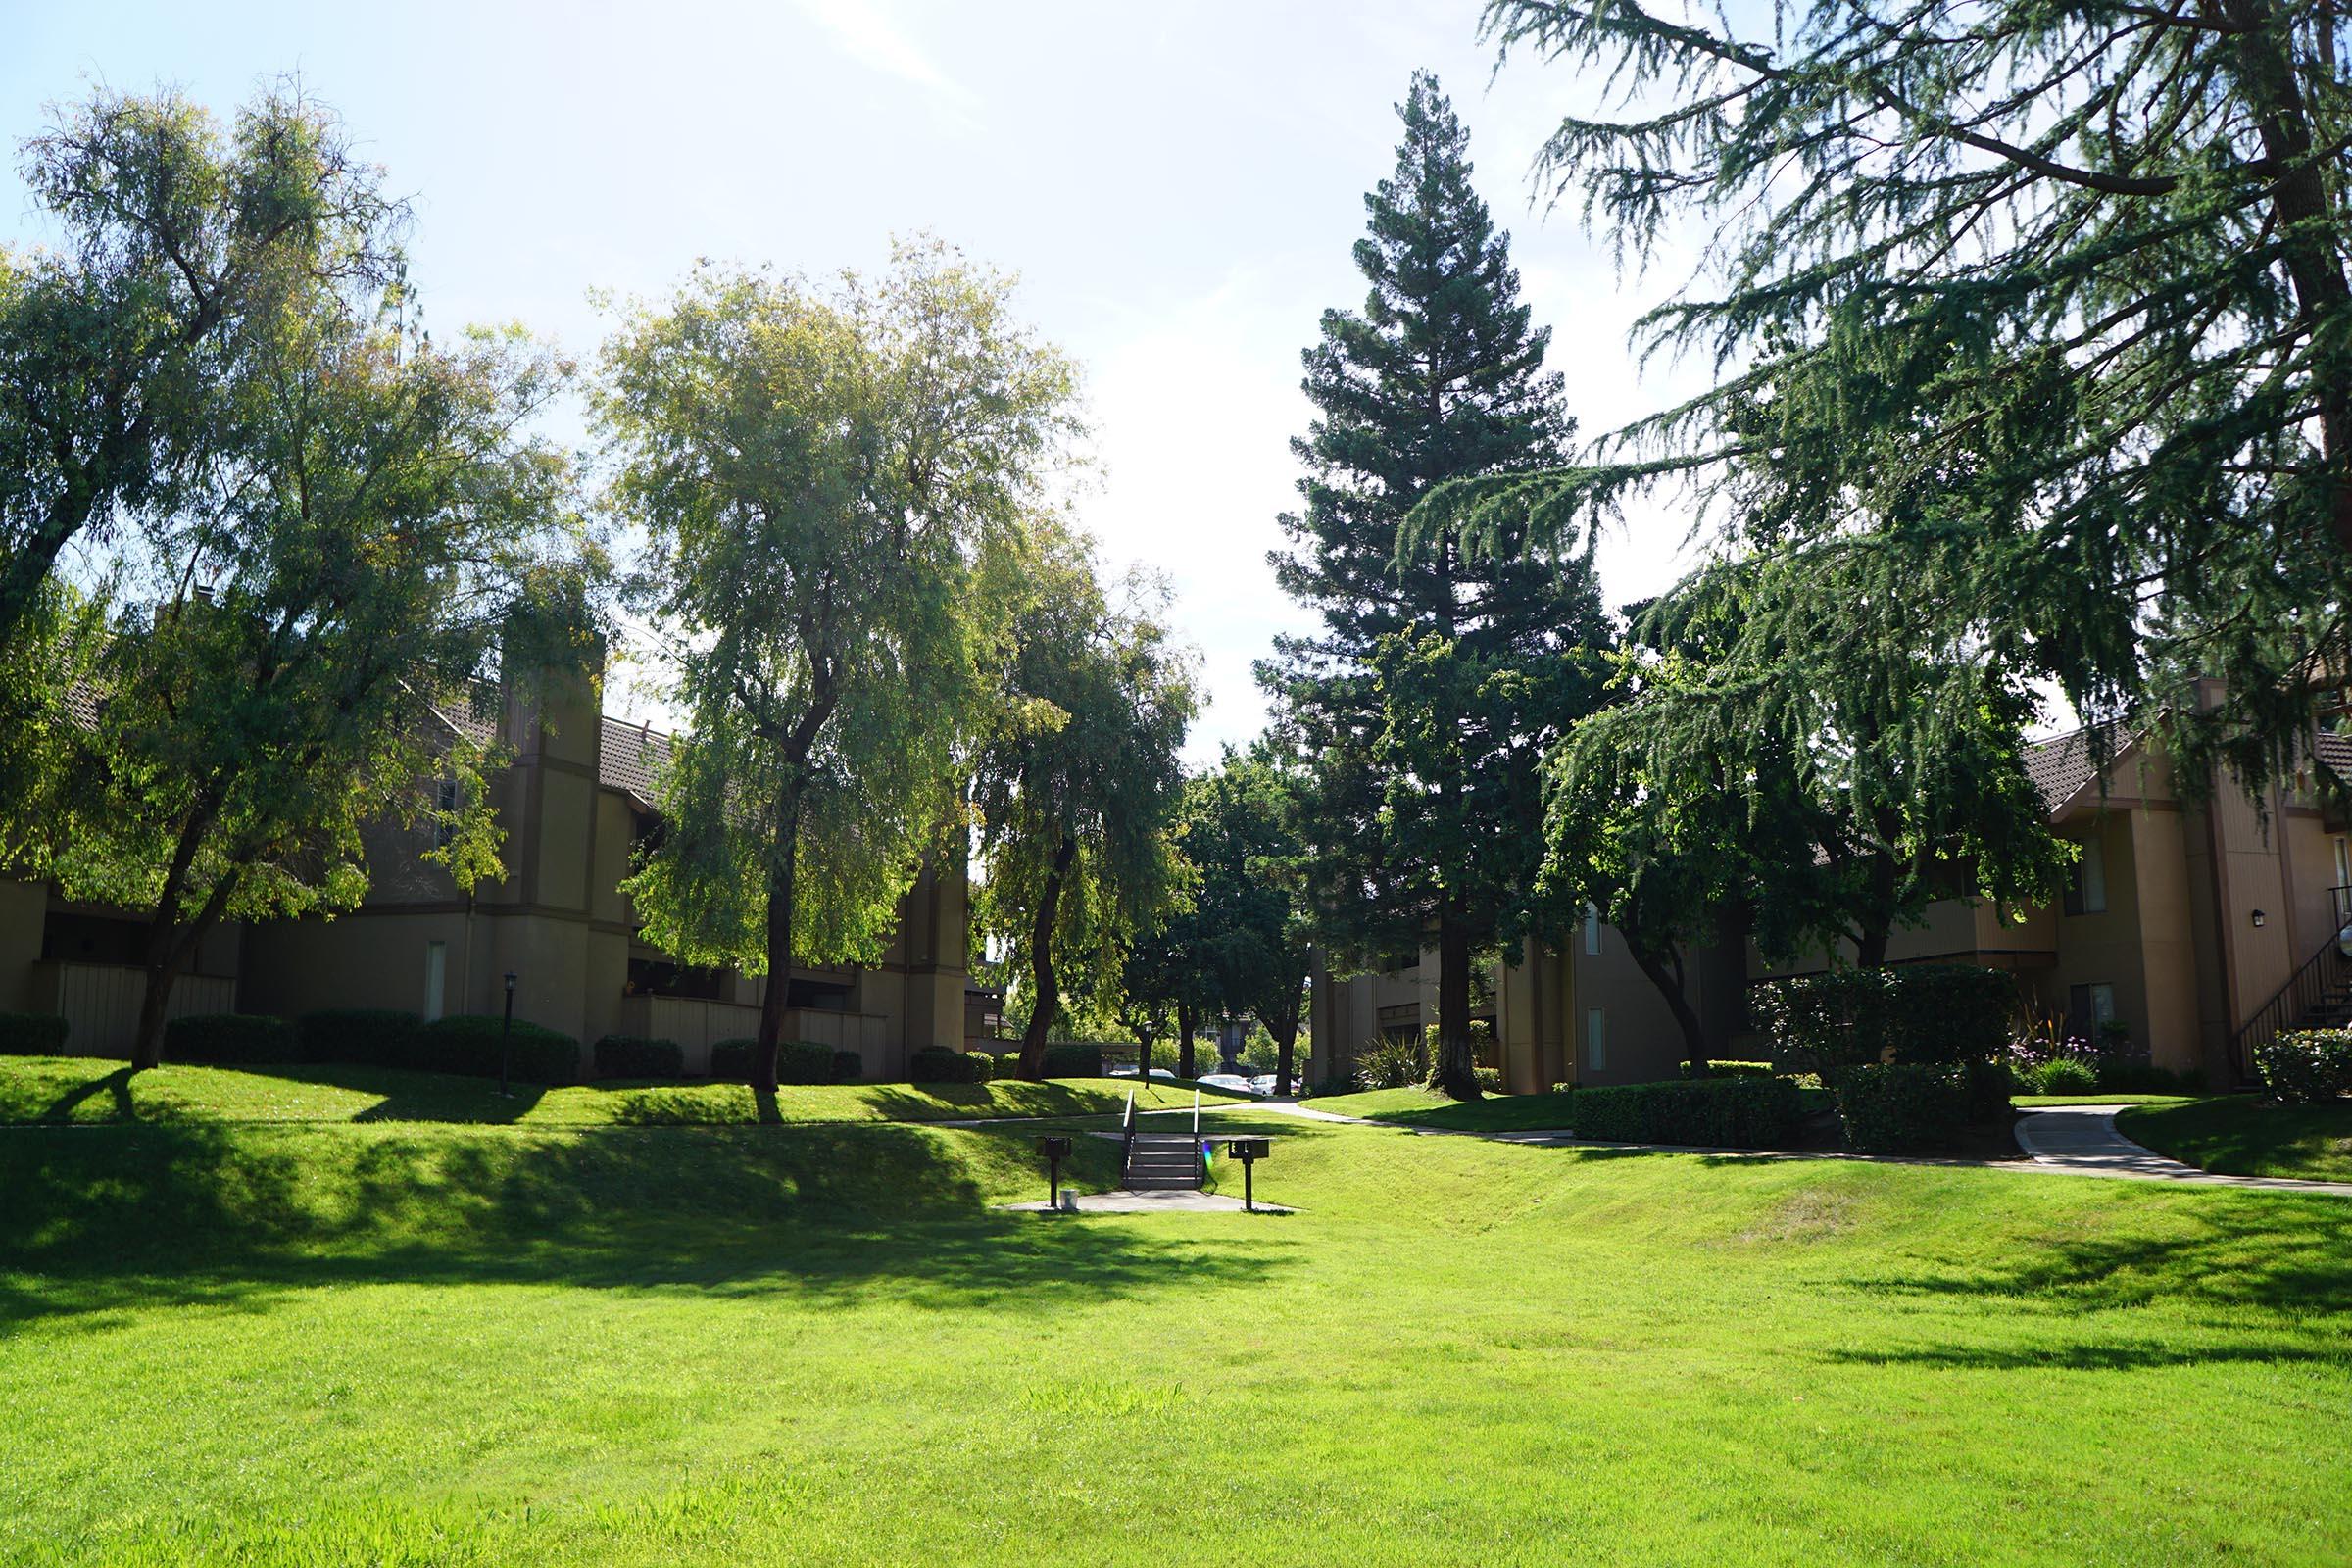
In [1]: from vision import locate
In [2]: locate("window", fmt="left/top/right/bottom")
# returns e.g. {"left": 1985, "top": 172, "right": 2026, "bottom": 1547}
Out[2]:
{"left": 1583, "top": 903, "right": 1601, "bottom": 956}
{"left": 2067, "top": 982, "right": 2116, "bottom": 1037}
{"left": 2334, "top": 835, "right": 2349, "bottom": 891}
{"left": 432, "top": 776, "right": 461, "bottom": 850}
{"left": 1586, "top": 1007, "right": 1607, "bottom": 1072}
{"left": 2062, "top": 838, "right": 2107, "bottom": 916}
{"left": 423, "top": 941, "right": 447, "bottom": 1023}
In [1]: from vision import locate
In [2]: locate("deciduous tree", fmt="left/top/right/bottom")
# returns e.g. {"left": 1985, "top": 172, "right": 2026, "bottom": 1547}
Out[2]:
{"left": 972, "top": 529, "right": 1197, "bottom": 1080}
{"left": 597, "top": 242, "right": 1078, "bottom": 1096}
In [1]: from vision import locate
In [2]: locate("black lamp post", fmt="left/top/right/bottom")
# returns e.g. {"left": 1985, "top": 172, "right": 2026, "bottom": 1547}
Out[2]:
{"left": 1228, "top": 1137, "right": 1270, "bottom": 1212}
{"left": 1036, "top": 1135, "right": 1073, "bottom": 1210}
{"left": 499, "top": 971, "right": 517, "bottom": 1098}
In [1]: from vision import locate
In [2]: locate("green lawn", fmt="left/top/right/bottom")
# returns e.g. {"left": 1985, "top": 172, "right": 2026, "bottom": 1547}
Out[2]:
{"left": 1301, "top": 1084, "right": 1581, "bottom": 1131}
{"left": 3, "top": 1079, "right": 2349, "bottom": 1564}
{"left": 2014, "top": 1093, "right": 2201, "bottom": 1107}
{"left": 2121, "top": 1095, "right": 2352, "bottom": 1183}
{"left": 0, "top": 1055, "right": 1233, "bottom": 1128}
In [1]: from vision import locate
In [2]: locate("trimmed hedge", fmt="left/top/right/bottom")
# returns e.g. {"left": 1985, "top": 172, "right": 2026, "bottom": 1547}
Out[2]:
{"left": 830, "top": 1049, "right": 862, "bottom": 1084}
{"left": 413, "top": 1014, "right": 579, "bottom": 1084}
{"left": 706, "top": 1038, "right": 835, "bottom": 1084}
{"left": 163, "top": 1012, "right": 301, "bottom": 1065}
{"left": 2256, "top": 1029, "right": 2352, "bottom": 1104}
{"left": 297, "top": 1008, "right": 419, "bottom": 1066}
{"left": 911, "top": 1045, "right": 991, "bottom": 1085}
{"left": 1835, "top": 1062, "right": 1968, "bottom": 1152}
{"left": 1681, "top": 1059, "right": 1775, "bottom": 1079}
{"left": 594, "top": 1034, "right": 685, "bottom": 1079}
{"left": 1568, "top": 1077, "right": 1805, "bottom": 1149}
{"left": 1040, "top": 1044, "right": 1102, "bottom": 1079}
{"left": 1756, "top": 963, "right": 2014, "bottom": 1073}
{"left": 996, "top": 1053, "right": 1026, "bottom": 1080}
{"left": 0, "top": 1011, "right": 71, "bottom": 1055}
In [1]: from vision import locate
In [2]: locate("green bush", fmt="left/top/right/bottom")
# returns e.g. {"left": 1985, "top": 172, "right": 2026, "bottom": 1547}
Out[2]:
{"left": 2032, "top": 1056, "right": 2100, "bottom": 1095}
{"left": 996, "top": 1052, "right": 1025, "bottom": 1080}
{"left": 1681, "top": 1059, "right": 1774, "bottom": 1079}
{"left": 911, "top": 1045, "right": 990, "bottom": 1085}
{"left": 1756, "top": 964, "right": 2015, "bottom": 1072}
{"left": 164, "top": 1012, "right": 301, "bottom": 1065}
{"left": 413, "top": 1015, "right": 579, "bottom": 1084}
{"left": 1472, "top": 1065, "right": 1504, "bottom": 1092}
{"left": 593, "top": 1034, "right": 685, "bottom": 1079}
{"left": 1357, "top": 1034, "right": 1425, "bottom": 1090}
{"left": 706, "top": 1038, "right": 840, "bottom": 1085}
{"left": 2256, "top": 1029, "right": 2352, "bottom": 1104}
{"left": 0, "top": 1012, "right": 71, "bottom": 1055}
{"left": 1834, "top": 1062, "right": 1968, "bottom": 1152}
{"left": 830, "top": 1050, "right": 862, "bottom": 1084}
{"left": 772, "top": 1040, "right": 834, "bottom": 1086}
{"left": 296, "top": 1008, "right": 417, "bottom": 1066}
{"left": 1568, "top": 1077, "right": 1805, "bottom": 1149}
{"left": 2097, "top": 1060, "right": 2205, "bottom": 1095}
{"left": 1040, "top": 1044, "right": 1102, "bottom": 1079}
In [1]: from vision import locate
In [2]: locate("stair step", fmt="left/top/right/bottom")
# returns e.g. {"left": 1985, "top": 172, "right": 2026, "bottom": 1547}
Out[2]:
{"left": 1123, "top": 1178, "right": 1203, "bottom": 1191}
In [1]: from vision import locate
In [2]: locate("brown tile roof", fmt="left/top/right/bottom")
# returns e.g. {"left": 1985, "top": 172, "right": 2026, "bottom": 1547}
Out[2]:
{"left": 2316, "top": 730, "right": 2352, "bottom": 780}
{"left": 2025, "top": 725, "right": 2110, "bottom": 816}
{"left": 599, "top": 713, "right": 672, "bottom": 804}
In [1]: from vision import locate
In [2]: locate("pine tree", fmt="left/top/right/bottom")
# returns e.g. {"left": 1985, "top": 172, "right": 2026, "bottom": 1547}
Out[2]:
{"left": 1260, "top": 72, "right": 1608, "bottom": 1099}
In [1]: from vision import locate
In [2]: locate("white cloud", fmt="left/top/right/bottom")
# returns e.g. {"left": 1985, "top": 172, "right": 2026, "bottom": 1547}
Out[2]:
{"left": 794, "top": 0, "right": 975, "bottom": 107}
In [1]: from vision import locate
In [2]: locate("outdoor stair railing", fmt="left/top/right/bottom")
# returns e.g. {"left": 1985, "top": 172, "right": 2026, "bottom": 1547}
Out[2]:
{"left": 2230, "top": 924, "right": 2352, "bottom": 1084}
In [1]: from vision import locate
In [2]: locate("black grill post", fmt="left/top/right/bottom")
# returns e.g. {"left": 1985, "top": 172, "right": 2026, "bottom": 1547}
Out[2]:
{"left": 1037, "top": 1136, "right": 1073, "bottom": 1210}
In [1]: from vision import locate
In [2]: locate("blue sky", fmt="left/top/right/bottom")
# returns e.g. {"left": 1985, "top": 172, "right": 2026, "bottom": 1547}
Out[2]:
{"left": 1, "top": 0, "right": 1709, "bottom": 760}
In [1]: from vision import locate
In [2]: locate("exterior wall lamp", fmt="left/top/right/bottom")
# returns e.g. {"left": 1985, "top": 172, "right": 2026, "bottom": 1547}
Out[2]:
{"left": 2251, "top": 909, "right": 2267, "bottom": 928}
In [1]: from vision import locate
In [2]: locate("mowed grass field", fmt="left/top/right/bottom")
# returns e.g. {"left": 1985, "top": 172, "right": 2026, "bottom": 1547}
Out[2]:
{"left": 2, "top": 1068, "right": 2347, "bottom": 1565}
{"left": 0, "top": 1054, "right": 1237, "bottom": 1128}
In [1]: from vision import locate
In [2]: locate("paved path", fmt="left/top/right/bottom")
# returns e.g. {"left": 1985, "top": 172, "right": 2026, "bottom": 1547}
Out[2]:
{"left": 1219, "top": 1099, "right": 2352, "bottom": 1198}
{"left": 999, "top": 1191, "right": 1294, "bottom": 1215}
{"left": 2009, "top": 1102, "right": 2352, "bottom": 1194}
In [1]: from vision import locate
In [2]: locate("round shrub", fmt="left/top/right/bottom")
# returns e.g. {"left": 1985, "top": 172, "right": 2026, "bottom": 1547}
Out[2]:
{"left": 1040, "top": 1044, "right": 1102, "bottom": 1079}
{"left": 911, "top": 1046, "right": 991, "bottom": 1085}
{"left": 1756, "top": 965, "right": 2015, "bottom": 1073}
{"left": 164, "top": 1012, "right": 301, "bottom": 1065}
{"left": 2033, "top": 1056, "right": 2100, "bottom": 1095}
{"left": 414, "top": 1015, "right": 579, "bottom": 1084}
{"left": 594, "top": 1034, "right": 685, "bottom": 1079}
{"left": 774, "top": 1040, "right": 833, "bottom": 1086}
{"left": 709, "top": 1038, "right": 754, "bottom": 1080}
{"left": 297, "top": 1008, "right": 418, "bottom": 1066}
{"left": 830, "top": 1050, "right": 862, "bottom": 1083}
{"left": 2255, "top": 1029, "right": 2352, "bottom": 1104}
{"left": 1833, "top": 1062, "right": 1968, "bottom": 1152}
{"left": 0, "top": 1011, "right": 71, "bottom": 1055}
{"left": 996, "top": 1052, "right": 1025, "bottom": 1080}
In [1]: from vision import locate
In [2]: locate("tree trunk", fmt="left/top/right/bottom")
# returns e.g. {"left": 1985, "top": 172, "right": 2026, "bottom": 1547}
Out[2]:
{"left": 1624, "top": 934, "right": 1709, "bottom": 1077}
{"left": 1434, "top": 913, "right": 1481, "bottom": 1099}
{"left": 1273, "top": 1020, "right": 1298, "bottom": 1098}
{"left": 754, "top": 803, "right": 801, "bottom": 1098}
{"left": 1177, "top": 996, "right": 1196, "bottom": 1081}
{"left": 1016, "top": 835, "right": 1075, "bottom": 1080}
{"left": 130, "top": 952, "right": 183, "bottom": 1072}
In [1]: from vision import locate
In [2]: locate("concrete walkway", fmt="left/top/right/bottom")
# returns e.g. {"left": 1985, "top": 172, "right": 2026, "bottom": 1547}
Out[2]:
{"left": 2010, "top": 1102, "right": 2352, "bottom": 1195}
{"left": 1225, "top": 1099, "right": 2352, "bottom": 1198}
{"left": 999, "top": 1190, "right": 1294, "bottom": 1214}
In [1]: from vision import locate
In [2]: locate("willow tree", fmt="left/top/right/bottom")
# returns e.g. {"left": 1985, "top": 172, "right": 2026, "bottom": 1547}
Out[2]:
{"left": 50, "top": 275, "right": 586, "bottom": 1069}
{"left": 972, "top": 530, "right": 1197, "bottom": 1080}
{"left": 1455, "top": 0, "right": 2352, "bottom": 787}
{"left": 0, "top": 82, "right": 402, "bottom": 657}
{"left": 1262, "top": 72, "right": 1608, "bottom": 1098}
{"left": 599, "top": 242, "right": 1078, "bottom": 1095}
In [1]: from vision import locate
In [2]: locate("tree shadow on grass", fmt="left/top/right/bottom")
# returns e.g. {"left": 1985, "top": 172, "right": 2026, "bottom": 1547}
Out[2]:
{"left": 0, "top": 1119, "right": 1290, "bottom": 1336}
{"left": 1815, "top": 1195, "right": 2352, "bottom": 1372}
{"left": 29, "top": 1066, "right": 138, "bottom": 1123}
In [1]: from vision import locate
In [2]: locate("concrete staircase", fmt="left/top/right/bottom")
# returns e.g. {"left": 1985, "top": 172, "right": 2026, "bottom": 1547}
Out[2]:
{"left": 1122, "top": 1131, "right": 1204, "bottom": 1192}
